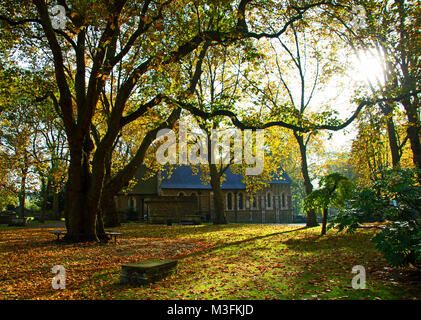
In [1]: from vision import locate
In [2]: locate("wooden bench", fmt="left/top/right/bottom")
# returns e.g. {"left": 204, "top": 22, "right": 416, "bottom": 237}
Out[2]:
{"left": 51, "top": 230, "right": 122, "bottom": 243}
{"left": 0, "top": 216, "right": 13, "bottom": 225}
{"left": 9, "top": 217, "right": 29, "bottom": 227}
{"left": 0, "top": 216, "right": 29, "bottom": 226}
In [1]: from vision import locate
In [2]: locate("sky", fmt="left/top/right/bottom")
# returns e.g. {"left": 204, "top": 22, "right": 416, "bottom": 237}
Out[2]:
{"left": 312, "top": 50, "right": 386, "bottom": 153}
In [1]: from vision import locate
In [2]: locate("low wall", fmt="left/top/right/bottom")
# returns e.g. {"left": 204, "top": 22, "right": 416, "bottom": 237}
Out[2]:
{"left": 226, "top": 209, "right": 293, "bottom": 223}
{"left": 145, "top": 196, "right": 201, "bottom": 224}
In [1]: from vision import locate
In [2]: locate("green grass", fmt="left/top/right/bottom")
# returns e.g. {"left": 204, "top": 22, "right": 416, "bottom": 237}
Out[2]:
{"left": 0, "top": 219, "right": 60, "bottom": 230}
{"left": 1, "top": 222, "right": 419, "bottom": 300}
{"left": 81, "top": 224, "right": 421, "bottom": 300}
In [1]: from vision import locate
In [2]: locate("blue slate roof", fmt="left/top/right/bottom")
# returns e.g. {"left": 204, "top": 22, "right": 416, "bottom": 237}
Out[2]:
{"left": 160, "top": 165, "right": 291, "bottom": 190}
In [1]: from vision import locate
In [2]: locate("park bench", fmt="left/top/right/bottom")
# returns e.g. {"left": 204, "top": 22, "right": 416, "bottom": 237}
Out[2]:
{"left": 50, "top": 230, "right": 122, "bottom": 243}
{"left": 120, "top": 259, "right": 178, "bottom": 285}
{"left": 179, "top": 220, "right": 195, "bottom": 225}
{"left": 0, "top": 215, "right": 13, "bottom": 225}
{"left": 0, "top": 215, "right": 29, "bottom": 226}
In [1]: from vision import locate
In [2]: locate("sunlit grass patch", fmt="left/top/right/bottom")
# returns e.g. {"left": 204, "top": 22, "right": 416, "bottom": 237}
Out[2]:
{"left": 0, "top": 223, "right": 419, "bottom": 300}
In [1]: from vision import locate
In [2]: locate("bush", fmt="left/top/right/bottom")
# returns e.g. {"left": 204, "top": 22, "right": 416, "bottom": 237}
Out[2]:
{"left": 372, "top": 221, "right": 421, "bottom": 266}
{"left": 332, "top": 168, "right": 421, "bottom": 267}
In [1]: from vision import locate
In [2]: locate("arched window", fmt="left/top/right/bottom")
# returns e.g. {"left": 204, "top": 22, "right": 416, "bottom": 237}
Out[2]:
{"left": 226, "top": 192, "right": 233, "bottom": 210}
{"left": 266, "top": 192, "right": 273, "bottom": 209}
{"left": 281, "top": 193, "right": 286, "bottom": 208}
{"left": 129, "top": 196, "right": 136, "bottom": 210}
{"left": 251, "top": 195, "right": 258, "bottom": 209}
{"left": 238, "top": 192, "right": 244, "bottom": 210}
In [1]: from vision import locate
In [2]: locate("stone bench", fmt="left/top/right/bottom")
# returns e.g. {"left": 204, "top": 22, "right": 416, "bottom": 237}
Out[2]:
{"left": 120, "top": 259, "right": 177, "bottom": 286}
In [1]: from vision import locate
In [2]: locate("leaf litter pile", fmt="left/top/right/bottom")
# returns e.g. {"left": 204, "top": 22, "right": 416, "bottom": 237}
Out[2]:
{"left": 0, "top": 223, "right": 420, "bottom": 300}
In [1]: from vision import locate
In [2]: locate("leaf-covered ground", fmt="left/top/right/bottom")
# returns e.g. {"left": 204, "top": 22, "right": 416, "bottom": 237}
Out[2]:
{"left": 0, "top": 222, "right": 420, "bottom": 300}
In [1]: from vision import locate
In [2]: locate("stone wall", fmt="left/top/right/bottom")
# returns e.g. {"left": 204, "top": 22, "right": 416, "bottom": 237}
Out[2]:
{"left": 226, "top": 209, "right": 293, "bottom": 223}
{"left": 161, "top": 185, "right": 293, "bottom": 224}
{"left": 116, "top": 184, "right": 294, "bottom": 224}
{"left": 145, "top": 195, "right": 201, "bottom": 224}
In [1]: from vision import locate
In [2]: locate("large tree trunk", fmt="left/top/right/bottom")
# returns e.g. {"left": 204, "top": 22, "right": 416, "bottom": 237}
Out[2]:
{"left": 64, "top": 164, "right": 97, "bottom": 241}
{"left": 386, "top": 117, "right": 401, "bottom": 168}
{"left": 18, "top": 167, "right": 27, "bottom": 219}
{"left": 205, "top": 124, "right": 227, "bottom": 225}
{"left": 395, "top": 0, "right": 421, "bottom": 172}
{"left": 380, "top": 103, "right": 401, "bottom": 168}
{"left": 98, "top": 110, "right": 181, "bottom": 230}
{"left": 404, "top": 103, "right": 421, "bottom": 171}
{"left": 210, "top": 164, "right": 227, "bottom": 225}
{"left": 407, "top": 124, "right": 421, "bottom": 170}
{"left": 63, "top": 139, "right": 107, "bottom": 242}
{"left": 295, "top": 133, "right": 318, "bottom": 227}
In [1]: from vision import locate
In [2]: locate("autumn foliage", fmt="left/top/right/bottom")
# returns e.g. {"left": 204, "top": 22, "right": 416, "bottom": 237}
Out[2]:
{"left": 0, "top": 223, "right": 419, "bottom": 300}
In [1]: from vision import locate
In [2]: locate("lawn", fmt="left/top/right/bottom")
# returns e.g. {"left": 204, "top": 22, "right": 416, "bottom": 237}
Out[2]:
{"left": 0, "top": 222, "right": 420, "bottom": 300}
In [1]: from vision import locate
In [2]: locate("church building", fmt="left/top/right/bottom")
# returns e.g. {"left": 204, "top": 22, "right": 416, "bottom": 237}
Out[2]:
{"left": 115, "top": 165, "right": 293, "bottom": 224}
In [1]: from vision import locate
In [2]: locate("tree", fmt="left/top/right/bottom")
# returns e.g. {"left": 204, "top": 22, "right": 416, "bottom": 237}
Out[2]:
{"left": 304, "top": 172, "right": 354, "bottom": 235}
{"left": 31, "top": 99, "right": 69, "bottom": 221}
{"left": 0, "top": 150, "right": 17, "bottom": 211}
{"left": 237, "top": 17, "right": 350, "bottom": 227}
{"left": 349, "top": 106, "right": 414, "bottom": 188}
{"left": 327, "top": 0, "right": 421, "bottom": 172}
{"left": 0, "top": 71, "right": 39, "bottom": 218}
{"left": 2, "top": 0, "right": 332, "bottom": 241}
{"left": 186, "top": 44, "right": 249, "bottom": 224}
{"left": 332, "top": 168, "right": 421, "bottom": 267}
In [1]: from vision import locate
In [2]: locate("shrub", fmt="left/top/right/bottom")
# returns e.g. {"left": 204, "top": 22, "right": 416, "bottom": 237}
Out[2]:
{"left": 372, "top": 221, "right": 421, "bottom": 266}
{"left": 332, "top": 168, "right": 421, "bottom": 267}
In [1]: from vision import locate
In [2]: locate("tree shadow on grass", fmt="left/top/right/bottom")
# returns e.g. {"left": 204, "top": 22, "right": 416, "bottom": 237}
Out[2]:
{"left": 282, "top": 229, "right": 376, "bottom": 253}
{"left": 118, "top": 222, "right": 295, "bottom": 240}
{"left": 178, "top": 226, "right": 307, "bottom": 260}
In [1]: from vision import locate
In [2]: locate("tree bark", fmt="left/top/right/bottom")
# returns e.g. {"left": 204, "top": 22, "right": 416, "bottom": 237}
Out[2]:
{"left": 321, "top": 207, "right": 328, "bottom": 235}
{"left": 407, "top": 125, "right": 421, "bottom": 170}
{"left": 395, "top": 0, "right": 421, "bottom": 173}
{"left": 18, "top": 166, "right": 27, "bottom": 219}
{"left": 295, "top": 133, "right": 318, "bottom": 227}
{"left": 380, "top": 103, "right": 401, "bottom": 168}
{"left": 385, "top": 116, "right": 401, "bottom": 168}
{"left": 52, "top": 191, "right": 59, "bottom": 220}
{"left": 63, "top": 138, "right": 106, "bottom": 242}
{"left": 99, "top": 110, "right": 181, "bottom": 227}
{"left": 40, "top": 178, "right": 49, "bottom": 223}
{"left": 204, "top": 124, "right": 228, "bottom": 225}
{"left": 210, "top": 164, "right": 227, "bottom": 225}
{"left": 401, "top": 99, "right": 421, "bottom": 175}
{"left": 403, "top": 102, "right": 421, "bottom": 169}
